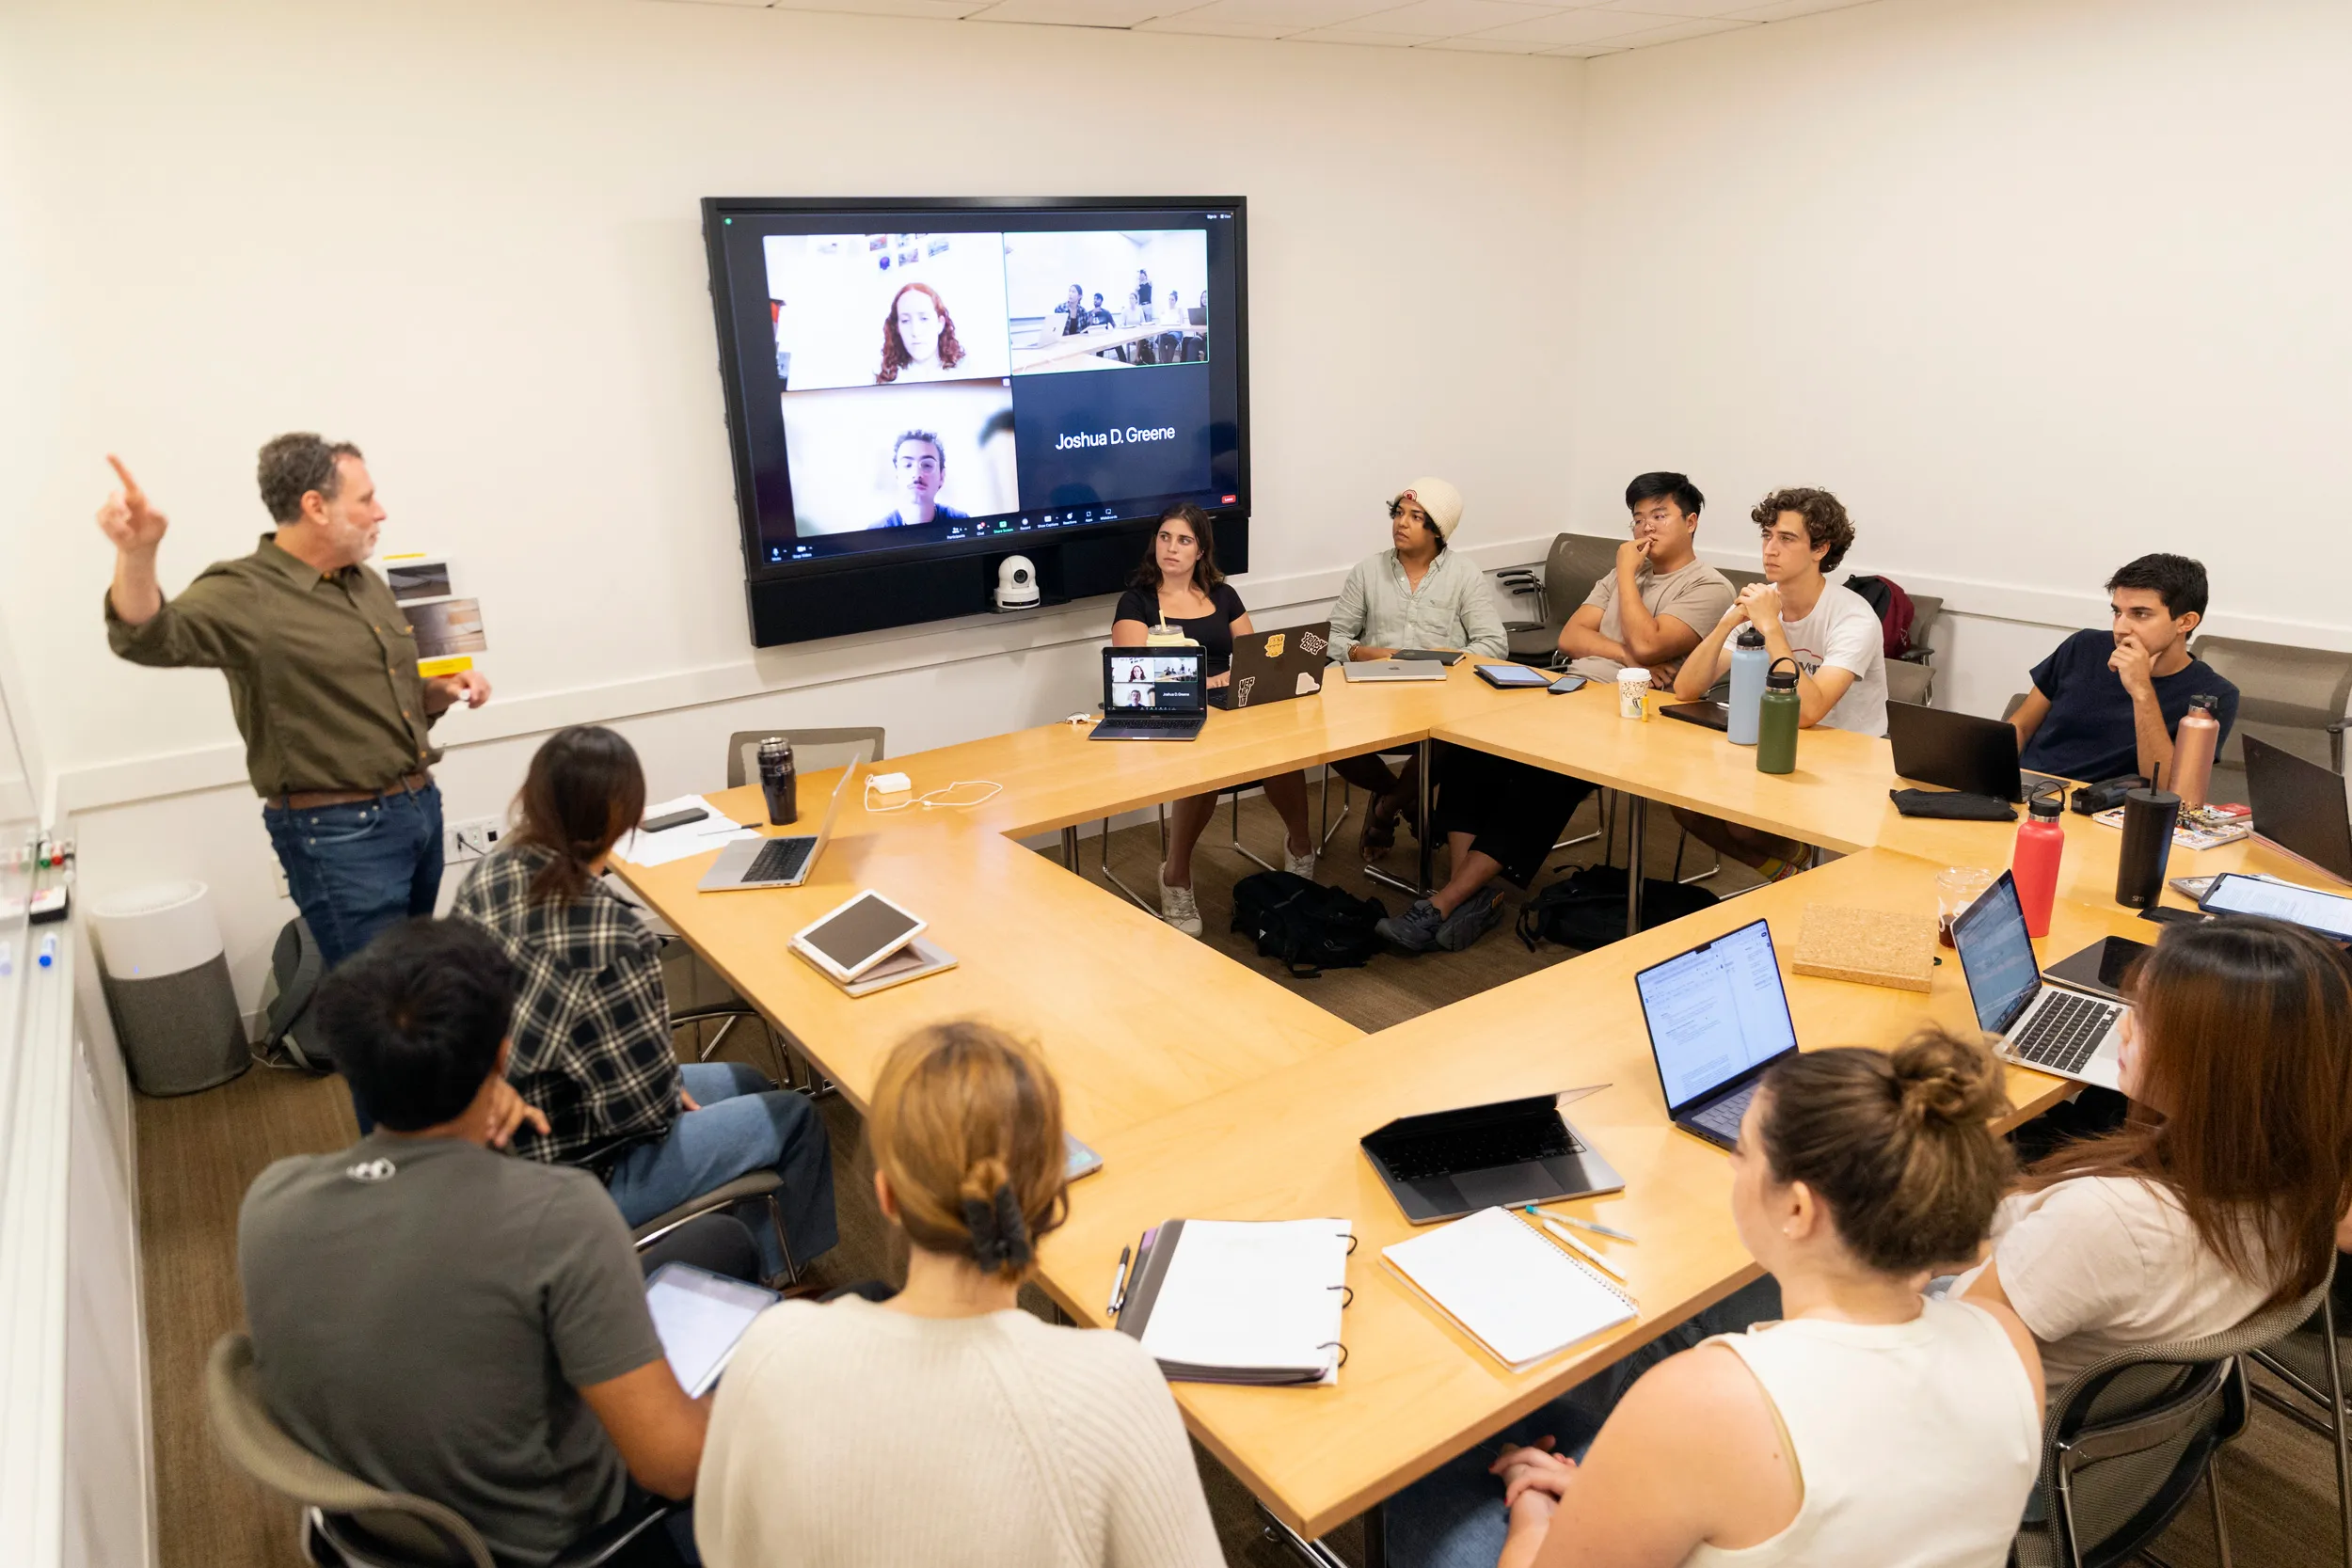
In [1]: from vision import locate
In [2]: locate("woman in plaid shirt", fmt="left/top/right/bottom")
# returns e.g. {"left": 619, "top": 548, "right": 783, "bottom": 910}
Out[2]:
{"left": 453, "top": 726, "right": 835, "bottom": 1283}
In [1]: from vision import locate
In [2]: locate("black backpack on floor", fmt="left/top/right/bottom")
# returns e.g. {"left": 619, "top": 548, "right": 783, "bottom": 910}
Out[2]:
{"left": 1230, "top": 872, "right": 1387, "bottom": 977}
{"left": 1516, "top": 864, "right": 1719, "bottom": 953}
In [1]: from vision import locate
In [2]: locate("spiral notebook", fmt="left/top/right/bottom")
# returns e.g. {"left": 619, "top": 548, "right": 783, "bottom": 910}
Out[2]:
{"left": 1115, "top": 1218, "right": 1353, "bottom": 1386}
{"left": 1381, "top": 1206, "right": 1637, "bottom": 1370}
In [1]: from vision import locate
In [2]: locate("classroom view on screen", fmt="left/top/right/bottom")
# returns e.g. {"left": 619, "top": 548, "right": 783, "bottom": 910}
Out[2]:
{"left": 708, "top": 202, "right": 1245, "bottom": 571}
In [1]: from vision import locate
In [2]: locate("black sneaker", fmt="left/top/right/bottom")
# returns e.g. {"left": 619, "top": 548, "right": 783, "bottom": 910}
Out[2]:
{"left": 1434, "top": 884, "right": 1505, "bottom": 952}
{"left": 1375, "top": 898, "right": 1445, "bottom": 953}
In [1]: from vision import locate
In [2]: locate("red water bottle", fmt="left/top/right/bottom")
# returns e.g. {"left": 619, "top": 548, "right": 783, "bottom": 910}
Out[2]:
{"left": 2012, "top": 784, "right": 2066, "bottom": 939}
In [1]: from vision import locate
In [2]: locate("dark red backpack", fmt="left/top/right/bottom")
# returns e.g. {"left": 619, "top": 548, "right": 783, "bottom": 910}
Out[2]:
{"left": 1843, "top": 574, "right": 1917, "bottom": 660}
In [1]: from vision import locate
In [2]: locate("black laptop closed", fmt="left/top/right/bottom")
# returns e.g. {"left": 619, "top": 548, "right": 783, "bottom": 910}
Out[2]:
{"left": 1361, "top": 1095, "right": 1624, "bottom": 1225}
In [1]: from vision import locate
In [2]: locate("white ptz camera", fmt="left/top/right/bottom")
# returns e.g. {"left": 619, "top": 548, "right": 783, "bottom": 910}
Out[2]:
{"left": 993, "top": 554, "right": 1041, "bottom": 611}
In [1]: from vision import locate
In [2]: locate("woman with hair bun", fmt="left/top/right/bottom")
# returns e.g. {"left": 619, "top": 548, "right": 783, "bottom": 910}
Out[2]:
{"left": 1394, "top": 1029, "right": 2043, "bottom": 1568}
{"left": 452, "top": 725, "right": 836, "bottom": 1285}
{"left": 1961, "top": 915, "right": 2352, "bottom": 1402}
{"left": 694, "top": 1022, "right": 1222, "bottom": 1568}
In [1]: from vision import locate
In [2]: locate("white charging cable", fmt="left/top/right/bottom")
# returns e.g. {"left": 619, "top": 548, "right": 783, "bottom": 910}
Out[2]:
{"left": 866, "top": 776, "right": 1004, "bottom": 813}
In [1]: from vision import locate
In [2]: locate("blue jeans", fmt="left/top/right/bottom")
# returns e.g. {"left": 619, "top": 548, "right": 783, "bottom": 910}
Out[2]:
{"left": 1385, "top": 1275, "right": 1786, "bottom": 1568}
{"left": 602, "top": 1063, "right": 837, "bottom": 1284}
{"left": 264, "top": 784, "right": 445, "bottom": 1132}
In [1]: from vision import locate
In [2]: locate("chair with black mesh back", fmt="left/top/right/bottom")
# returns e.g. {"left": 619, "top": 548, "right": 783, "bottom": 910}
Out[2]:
{"left": 2248, "top": 1269, "right": 2352, "bottom": 1568}
{"left": 2185, "top": 635, "right": 2352, "bottom": 802}
{"left": 2010, "top": 1269, "right": 2332, "bottom": 1568}
{"left": 1496, "top": 532, "right": 1619, "bottom": 664}
{"left": 206, "top": 1334, "right": 680, "bottom": 1568}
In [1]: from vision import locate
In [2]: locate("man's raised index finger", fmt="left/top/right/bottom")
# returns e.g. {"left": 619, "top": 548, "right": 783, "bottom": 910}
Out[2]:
{"left": 104, "top": 453, "right": 143, "bottom": 503}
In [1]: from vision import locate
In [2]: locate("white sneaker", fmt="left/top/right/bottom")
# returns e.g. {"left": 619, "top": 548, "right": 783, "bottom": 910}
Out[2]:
{"left": 1283, "top": 843, "right": 1317, "bottom": 879}
{"left": 1157, "top": 865, "right": 1203, "bottom": 937}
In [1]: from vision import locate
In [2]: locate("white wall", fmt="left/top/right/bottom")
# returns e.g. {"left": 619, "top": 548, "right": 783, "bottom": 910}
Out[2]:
{"left": 1569, "top": 0, "right": 2352, "bottom": 672}
{"left": 0, "top": 0, "right": 1581, "bottom": 1007}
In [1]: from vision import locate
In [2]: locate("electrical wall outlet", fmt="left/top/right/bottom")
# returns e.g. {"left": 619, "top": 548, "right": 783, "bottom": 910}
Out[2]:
{"left": 444, "top": 816, "right": 505, "bottom": 864}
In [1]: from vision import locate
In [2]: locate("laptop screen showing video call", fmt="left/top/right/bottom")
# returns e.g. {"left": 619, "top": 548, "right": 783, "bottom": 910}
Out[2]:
{"left": 1105, "top": 651, "right": 1203, "bottom": 713}
{"left": 1635, "top": 919, "right": 1799, "bottom": 1117}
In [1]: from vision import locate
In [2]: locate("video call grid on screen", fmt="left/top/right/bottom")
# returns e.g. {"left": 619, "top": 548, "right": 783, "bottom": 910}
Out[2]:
{"left": 1108, "top": 653, "right": 1202, "bottom": 710}
{"left": 707, "top": 201, "right": 1247, "bottom": 574}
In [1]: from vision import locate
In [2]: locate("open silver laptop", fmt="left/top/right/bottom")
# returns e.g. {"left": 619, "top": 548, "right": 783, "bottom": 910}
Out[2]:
{"left": 1951, "top": 870, "right": 2129, "bottom": 1089}
{"left": 697, "top": 759, "right": 862, "bottom": 892}
{"left": 1343, "top": 658, "right": 1447, "bottom": 683}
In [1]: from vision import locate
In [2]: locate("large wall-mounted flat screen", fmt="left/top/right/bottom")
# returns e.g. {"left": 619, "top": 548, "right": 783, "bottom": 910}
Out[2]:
{"left": 704, "top": 197, "right": 1250, "bottom": 645}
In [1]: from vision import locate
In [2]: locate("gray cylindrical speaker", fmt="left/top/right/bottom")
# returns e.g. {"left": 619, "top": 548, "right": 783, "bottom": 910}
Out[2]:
{"left": 91, "top": 881, "right": 250, "bottom": 1097}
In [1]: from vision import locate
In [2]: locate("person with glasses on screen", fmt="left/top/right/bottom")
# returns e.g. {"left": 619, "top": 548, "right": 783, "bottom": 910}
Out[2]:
{"left": 875, "top": 431, "right": 970, "bottom": 530}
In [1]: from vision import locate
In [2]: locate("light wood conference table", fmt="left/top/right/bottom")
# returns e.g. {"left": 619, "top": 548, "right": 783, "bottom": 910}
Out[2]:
{"left": 613, "top": 657, "right": 2287, "bottom": 1549}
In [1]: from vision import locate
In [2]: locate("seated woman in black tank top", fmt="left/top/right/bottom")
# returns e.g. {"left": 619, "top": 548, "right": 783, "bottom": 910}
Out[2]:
{"left": 1110, "top": 504, "right": 1317, "bottom": 938}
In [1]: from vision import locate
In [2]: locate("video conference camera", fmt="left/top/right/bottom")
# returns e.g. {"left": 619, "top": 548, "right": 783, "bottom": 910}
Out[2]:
{"left": 993, "top": 554, "right": 1041, "bottom": 611}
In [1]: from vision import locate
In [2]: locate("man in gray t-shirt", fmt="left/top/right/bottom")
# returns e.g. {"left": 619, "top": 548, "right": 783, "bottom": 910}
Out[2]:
{"left": 238, "top": 919, "right": 707, "bottom": 1567}
{"left": 1562, "top": 476, "right": 1734, "bottom": 688}
{"left": 1375, "top": 472, "right": 1732, "bottom": 958}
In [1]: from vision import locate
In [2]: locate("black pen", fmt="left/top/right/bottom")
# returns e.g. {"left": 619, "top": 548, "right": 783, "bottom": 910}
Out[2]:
{"left": 1107, "top": 1244, "right": 1133, "bottom": 1318}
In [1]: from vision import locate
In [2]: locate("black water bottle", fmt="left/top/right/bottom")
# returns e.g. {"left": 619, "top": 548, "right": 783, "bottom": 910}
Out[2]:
{"left": 2114, "top": 787, "right": 2180, "bottom": 909}
{"left": 757, "top": 736, "right": 798, "bottom": 827}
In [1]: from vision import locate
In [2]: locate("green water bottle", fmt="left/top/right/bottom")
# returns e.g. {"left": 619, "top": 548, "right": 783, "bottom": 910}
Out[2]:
{"left": 1756, "top": 657, "right": 1802, "bottom": 775}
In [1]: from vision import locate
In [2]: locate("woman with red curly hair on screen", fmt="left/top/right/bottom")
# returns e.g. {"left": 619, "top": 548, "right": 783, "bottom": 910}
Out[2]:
{"left": 876, "top": 281, "right": 966, "bottom": 384}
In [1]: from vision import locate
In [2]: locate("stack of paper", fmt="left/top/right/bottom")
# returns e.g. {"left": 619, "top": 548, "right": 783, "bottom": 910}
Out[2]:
{"left": 613, "top": 795, "right": 758, "bottom": 867}
{"left": 1118, "top": 1218, "right": 1351, "bottom": 1386}
{"left": 1383, "top": 1207, "right": 1636, "bottom": 1370}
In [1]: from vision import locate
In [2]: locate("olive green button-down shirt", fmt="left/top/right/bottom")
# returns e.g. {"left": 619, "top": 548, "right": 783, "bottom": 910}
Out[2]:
{"left": 104, "top": 535, "right": 442, "bottom": 798}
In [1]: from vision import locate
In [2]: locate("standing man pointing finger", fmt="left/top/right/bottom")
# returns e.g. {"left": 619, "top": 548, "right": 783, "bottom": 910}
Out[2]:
{"left": 101, "top": 435, "right": 491, "bottom": 988}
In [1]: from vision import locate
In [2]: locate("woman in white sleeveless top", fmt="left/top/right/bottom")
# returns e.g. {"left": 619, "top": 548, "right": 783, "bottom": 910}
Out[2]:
{"left": 1486, "top": 1030, "right": 2043, "bottom": 1568}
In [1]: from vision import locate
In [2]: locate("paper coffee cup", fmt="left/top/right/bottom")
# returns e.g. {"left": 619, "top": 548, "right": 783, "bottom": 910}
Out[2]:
{"left": 1618, "top": 668, "right": 1650, "bottom": 719}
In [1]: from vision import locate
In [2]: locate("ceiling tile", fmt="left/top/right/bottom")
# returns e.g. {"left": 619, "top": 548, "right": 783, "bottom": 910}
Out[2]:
{"left": 1420, "top": 33, "right": 1556, "bottom": 51}
{"left": 1594, "top": 0, "right": 1767, "bottom": 16}
{"left": 767, "top": 0, "right": 993, "bottom": 17}
{"left": 1723, "top": 0, "right": 1876, "bottom": 18}
{"left": 1539, "top": 38, "right": 1630, "bottom": 55}
{"left": 1588, "top": 14, "right": 1752, "bottom": 43}
{"left": 1286, "top": 24, "right": 1445, "bottom": 44}
{"left": 1457, "top": 6, "right": 1653, "bottom": 44}
{"left": 656, "top": 0, "right": 773, "bottom": 8}
{"left": 1345, "top": 0, "right": 1565, "bottom": 40}
{"left": 1138, "top": 0, "right": 1397, "bottom": 27}
{"left": 1135, "top": 11, "right": 1293, "bottom": 31}
{"left": 964, "top": 0, "right": 1167, "bottom": 23}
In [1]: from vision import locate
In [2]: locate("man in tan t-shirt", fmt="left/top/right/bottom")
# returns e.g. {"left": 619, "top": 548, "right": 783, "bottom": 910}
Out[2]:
{"left": 1374, "top": 472, "right": 1732, "bottom": 957}
{"left": 1561, "top": 471, "right": 1735, "bottom": 686}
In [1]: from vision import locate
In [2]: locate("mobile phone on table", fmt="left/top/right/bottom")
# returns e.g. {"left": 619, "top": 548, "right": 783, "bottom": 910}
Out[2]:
{"left": 1548, "top": 674, "right": 1588, "bottom": 695}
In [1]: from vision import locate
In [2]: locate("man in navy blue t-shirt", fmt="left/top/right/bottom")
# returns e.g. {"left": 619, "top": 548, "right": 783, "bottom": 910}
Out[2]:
{"left": 2012, "top": 553, "right": 2239, "bottom": 785}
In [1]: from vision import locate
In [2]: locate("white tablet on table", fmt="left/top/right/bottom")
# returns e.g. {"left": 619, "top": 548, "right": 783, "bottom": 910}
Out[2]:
{"left": 791, "top": 890, "right": 929, "bottom": 983}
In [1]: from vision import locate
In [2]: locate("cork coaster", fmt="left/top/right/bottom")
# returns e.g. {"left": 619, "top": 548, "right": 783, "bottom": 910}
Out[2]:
{"left": 1791, "top": 904, "right": 1936, "bottom": 993}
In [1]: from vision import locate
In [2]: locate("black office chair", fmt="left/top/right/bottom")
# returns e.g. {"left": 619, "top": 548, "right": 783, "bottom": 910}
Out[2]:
{"left": 206, "top": 1335, "right": 683, "bottom": 1568}
{"left": 2010, "top": 1269, "right": 2333, "bottom": 1568}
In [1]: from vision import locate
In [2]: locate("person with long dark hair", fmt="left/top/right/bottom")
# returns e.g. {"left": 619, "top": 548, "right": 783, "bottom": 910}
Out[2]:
{"left": 452, "top": 725, "right": 835, "bottom": 1283}
{"left": 1960, "top": 915, "right": 2352, "bottom": 1400}
{"left": 1110, "top": 503, "right": 1316, "bottom": 936}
